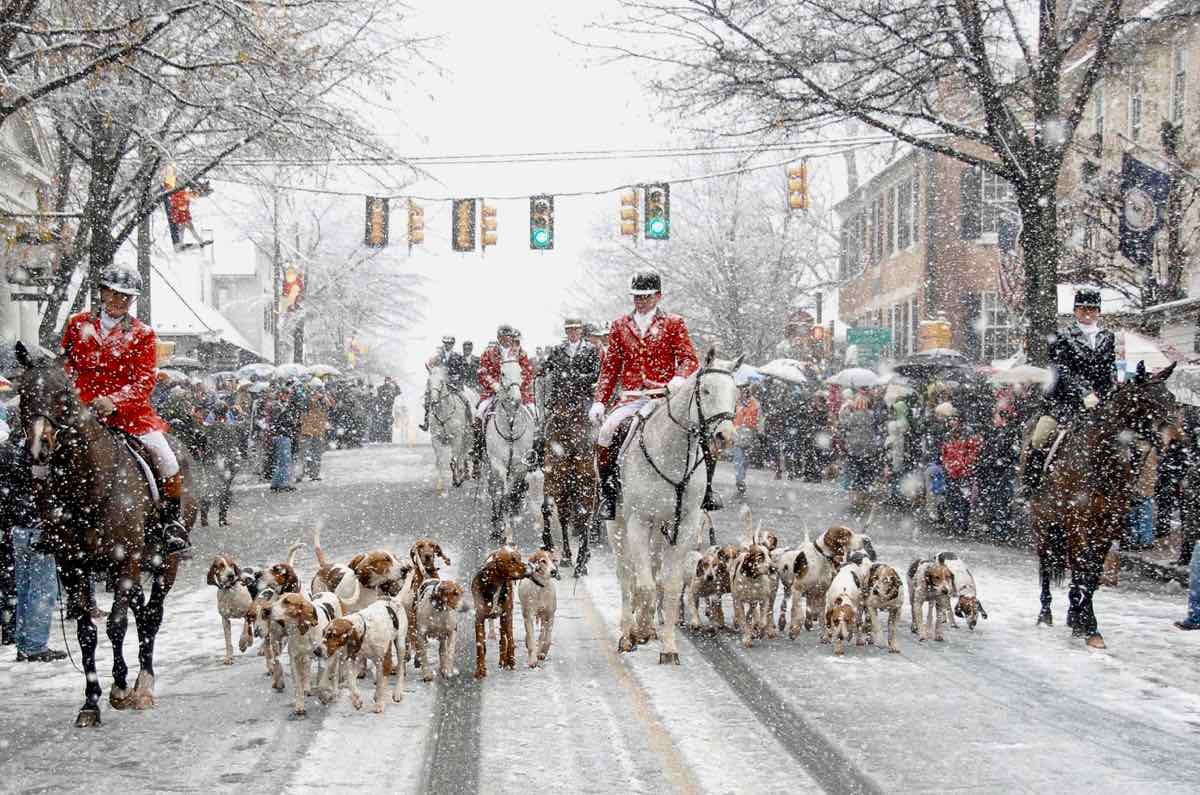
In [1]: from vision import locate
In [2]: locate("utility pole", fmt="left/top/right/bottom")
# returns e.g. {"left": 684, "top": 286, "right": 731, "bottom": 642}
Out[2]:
{"left": 272, "top": 186, "right": 281, "bottom": 365}
{"left": 292, "top": 225, "right": 303, "bottom": 363}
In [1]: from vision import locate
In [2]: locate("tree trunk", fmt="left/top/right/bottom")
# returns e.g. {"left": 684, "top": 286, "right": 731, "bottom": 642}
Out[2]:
{"left": 1018, "top": 187, "right": 1060, "bottom": 366}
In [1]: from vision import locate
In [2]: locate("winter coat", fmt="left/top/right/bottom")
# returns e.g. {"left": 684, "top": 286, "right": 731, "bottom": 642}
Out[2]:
{"left": 540, "top": 340, "right": 601, "bottom": 414}
{"left": 940, "top": 435, "right": 982, "bottom": 481}
{"left": 300, "top": 395, "right": 331, "bottom": 438}
{"left": 478, "top": 345, "right": 535, "bottom": 404}
{"left": 62, "top": 311, "right": 169, "bottom": 435}
{"left": 595, "top": 308, "right": 699, "bottom": 406}
{"left": 841, "top": 408, "right": 878, "bottom": 459}
{"left": 0, "top": 441, "right": 41, "bottom": 530}
{"left": 1048, "top": 323, "right": 1116, "bottom": 414}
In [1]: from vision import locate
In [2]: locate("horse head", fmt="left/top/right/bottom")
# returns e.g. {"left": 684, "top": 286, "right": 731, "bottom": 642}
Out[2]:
{"left": 692, "top": 347, "right": 743, "bottom": 452}
{"left": 13, "top": 341, "right": 88, "bottom": 465}
{"left": 1106, "top": 360, "right": 1178, "bottom": 446}
{"left": 499, "top": 359, "right": 523, "bottom": 407}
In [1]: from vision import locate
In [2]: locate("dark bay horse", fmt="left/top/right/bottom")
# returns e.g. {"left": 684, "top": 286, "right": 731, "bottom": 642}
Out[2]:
{"left": 1029, "top": 362, "right": 1176, "bottom": 649}
{"left": 541, "top": 401, "right": 597, "bottom": 576}
{"left": 15, "top": 343, "right": 196, "bottom": 727}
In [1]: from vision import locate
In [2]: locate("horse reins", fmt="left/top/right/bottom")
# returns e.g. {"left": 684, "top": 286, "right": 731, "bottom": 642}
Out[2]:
{"left": 635, "top": 365, "right": 736, "bottom": 545}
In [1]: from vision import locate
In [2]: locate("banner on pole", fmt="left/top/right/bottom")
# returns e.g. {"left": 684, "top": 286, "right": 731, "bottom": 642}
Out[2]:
{"left": 1119, "top": 153, "right": 1171, "bottom": 267}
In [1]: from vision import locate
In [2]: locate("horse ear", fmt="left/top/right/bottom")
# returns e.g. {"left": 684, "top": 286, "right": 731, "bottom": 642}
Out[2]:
{"left": 1152, "top": 361, "right": 1178, "bottom": 382}
{"left": 703, "top": 347, "right": 716, "bottom": 368}
{"left": 14, "top": 341, "right": 33, "bottom": 368}
{"left": 732, "top": 353, "right": 744, "bottom": 370}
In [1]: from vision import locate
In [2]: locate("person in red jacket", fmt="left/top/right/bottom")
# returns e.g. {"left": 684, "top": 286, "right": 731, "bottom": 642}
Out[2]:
{"left": 588, "top": 271, "right": 719, "bottom": 520}
{"left": 475, "top": 324, "right": 540, "bottom": 465}
{"left": 61, "top": 266, "right": 190, "bottom": 553}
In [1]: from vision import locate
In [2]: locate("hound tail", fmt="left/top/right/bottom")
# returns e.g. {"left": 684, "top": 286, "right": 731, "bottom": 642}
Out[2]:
{"left": 286, "top": 541, "right": 305, "bottom": 568}
{"left": 313, "top": 527, "right": 330, "bottom": 569}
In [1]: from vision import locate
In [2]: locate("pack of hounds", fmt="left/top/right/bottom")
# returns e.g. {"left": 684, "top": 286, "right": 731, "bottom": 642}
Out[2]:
{"left": 206, "top": 513, "right": 989, "bottom": 716}
{"left": 206, "top": 530, "right": 560, "bottom": 716}
{"left": 683, "top": 509, "right": 988, "bottom": 655}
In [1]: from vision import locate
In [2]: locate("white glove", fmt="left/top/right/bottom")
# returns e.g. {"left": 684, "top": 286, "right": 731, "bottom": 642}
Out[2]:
{"left": 1083, "top": 392, "right": 1100, "bottom": 410}
{"left": 668, "top": 376, "right": 687, "bottom": 393}
{"left": 588, "top": 402, "right": 606, "bottom": 426}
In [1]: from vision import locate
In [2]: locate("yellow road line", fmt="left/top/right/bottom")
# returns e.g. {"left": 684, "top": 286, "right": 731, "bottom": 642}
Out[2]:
{"left": 575, "top": 579, "right": 701, "bottom": 795}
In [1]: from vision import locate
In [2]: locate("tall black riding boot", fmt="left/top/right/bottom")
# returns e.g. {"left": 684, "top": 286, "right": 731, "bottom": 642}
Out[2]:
{"left": 157, "top": 474, "right": 191, "bottom": 555}
{"left": 418, "top": 393, "right": 431, "bottom": 432}
{"left": 1023, "top": 447, "right": 1047, "bottom": 499}
{"left": 595, "top": 445, "right": 620, "bottom": 521}
{"left": 701, "top": 454, "right": 724, "bottom": 511}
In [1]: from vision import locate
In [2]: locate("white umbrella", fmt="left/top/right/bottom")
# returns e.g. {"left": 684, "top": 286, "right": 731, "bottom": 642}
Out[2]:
{"left": 308, "top": 364, "right": 341, "bottom": 377}
{"left": 275, "top": 363, "right": 309, "bottom": 380}
{"left": 237, "top": 362, "right": 276, "bottom": 380}
{"left": 164, "top": 354, "right": 203, "bottom": 371}
{"left": 828, "top": 367, "right": 881, "bottom": 388}
{"left": 757, "top": 358, "right": 809, "bottom": 385}
{"left": 990, "top": 364, "right": 1055, "bottom": 388}
{"left": 248, "top": 382, "right": 271, "bottom": 394}
{"left": 1167, "top": 364, "right": 1200, "bottom": 407}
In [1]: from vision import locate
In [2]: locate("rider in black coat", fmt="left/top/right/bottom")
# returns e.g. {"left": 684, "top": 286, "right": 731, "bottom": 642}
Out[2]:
{"left": 1025, "top": 288, "right": 1117, "bottom": 493}
{"left": 539, "top": 318, "right": 601, "bottom": 418}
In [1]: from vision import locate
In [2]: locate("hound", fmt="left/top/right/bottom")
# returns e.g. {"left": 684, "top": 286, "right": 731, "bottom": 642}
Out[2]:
{"left": 473, "top": 547, "right": 543, "bottom": 678}
{"left": 908, "top": 558, "right": 955, "bottom": 642}
{"left": 861, "top": 562, "right": 904, "bottom": 653}
{"left": 518, "top": 549, "right": 559, "bottom": 667}
{"left": 206, "top": 555, "right": 253, "bottom": 665}
{"left": 414, "top": 578, "right": 470, "bottom": 680}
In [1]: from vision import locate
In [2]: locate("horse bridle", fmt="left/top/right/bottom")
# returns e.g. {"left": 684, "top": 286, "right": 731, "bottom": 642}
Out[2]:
{"left": 636, "top": 364, "right": 736, "bottom": 545}
{"left": 428, "top": 382, "right": 468, "bottom": 436}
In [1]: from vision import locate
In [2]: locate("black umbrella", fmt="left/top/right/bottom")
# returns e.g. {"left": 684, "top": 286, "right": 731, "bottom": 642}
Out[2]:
{"left": 890, "top": 348, "right": 975, "bottom": 380}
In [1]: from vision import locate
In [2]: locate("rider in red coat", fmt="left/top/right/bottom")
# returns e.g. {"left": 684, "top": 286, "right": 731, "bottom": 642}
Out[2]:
{"left": 477, "top": 325, "right": 535, "bottom": 406}
{"left": 588, "top": 271, "right": 720, "bottom": 520}
{"left": 61, "top": 266, "right": 190, "bottom": 553}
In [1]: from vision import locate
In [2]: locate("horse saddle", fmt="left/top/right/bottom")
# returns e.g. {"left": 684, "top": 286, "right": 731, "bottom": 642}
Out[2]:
{"left": 113, "top": 431, "right": 161, "bottom": 505}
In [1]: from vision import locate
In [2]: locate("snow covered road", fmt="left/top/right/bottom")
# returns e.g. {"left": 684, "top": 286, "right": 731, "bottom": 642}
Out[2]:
{"left": 1, "top": 445, "right": 1197, "bottom": 794}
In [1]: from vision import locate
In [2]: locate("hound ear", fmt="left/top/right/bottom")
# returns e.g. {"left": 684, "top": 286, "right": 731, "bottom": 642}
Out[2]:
{"left": 206, "top": 562, "right": 218, "bottom": 586}
{"left": 435, "top": 544, "right": 451, "bottom": 565}
{"left": 1153, "top": 361, "right": 1177, "bottom": 382}
{"left": 704, "top": 347, "right": 716, "bottom": 368}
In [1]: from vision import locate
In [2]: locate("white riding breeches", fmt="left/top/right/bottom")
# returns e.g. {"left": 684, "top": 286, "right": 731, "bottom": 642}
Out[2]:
{"left": 139, "top": 430, "right": 180, "bottom": 478}
{"left": 476, "top": 396, "right": 538, "bottom": 424}
{"left": 598, "top": 397, "right": 660, "bottom": 446}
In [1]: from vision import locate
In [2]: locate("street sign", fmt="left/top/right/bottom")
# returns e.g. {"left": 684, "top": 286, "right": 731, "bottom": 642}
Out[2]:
{"left": 846, "top": 327, "right": 892, "bottom": 366}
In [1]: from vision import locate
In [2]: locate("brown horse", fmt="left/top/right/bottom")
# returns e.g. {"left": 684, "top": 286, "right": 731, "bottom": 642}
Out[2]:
{"left": 1029, "top": 362, "right": 1176, "bottom": 649}
{"left": 15, "top": 343, "right": 196, "bottom": 727}
{"left": 541, "top": 401, "right": 597, "bottom": 576}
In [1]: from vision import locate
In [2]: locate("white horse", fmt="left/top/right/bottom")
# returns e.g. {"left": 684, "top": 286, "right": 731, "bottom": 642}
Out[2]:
{"left": 484, "top": 360, "right": 542, "bottom": 541}
{"left": 610, "top": 349, "right": 740, "bottom": 663}
{"left": 427, "top": 365, "right": 472, "bottom": 495}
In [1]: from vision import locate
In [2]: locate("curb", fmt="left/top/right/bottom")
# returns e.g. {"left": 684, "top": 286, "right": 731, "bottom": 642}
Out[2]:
{"left": 1119, "top": 551, "right": 1190, "bottom": 586}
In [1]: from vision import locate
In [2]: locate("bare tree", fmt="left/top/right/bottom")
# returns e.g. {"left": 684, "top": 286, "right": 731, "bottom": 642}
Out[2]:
{"left": 573, "top": 161, "right": 838, "bottom": 362}
{"left": 605, "top": 0, "right": 1189, "bottom": 362}
{"left": 31, "top": 0, "right": 428, "bottom": 344}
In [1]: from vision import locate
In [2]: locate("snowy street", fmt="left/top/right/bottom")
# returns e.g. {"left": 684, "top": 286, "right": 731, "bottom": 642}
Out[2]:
{"left": 1, "top": 445, "right": 1197, "bottom": 794}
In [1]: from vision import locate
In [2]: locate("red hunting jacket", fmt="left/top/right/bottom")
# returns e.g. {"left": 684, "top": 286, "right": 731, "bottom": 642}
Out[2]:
{"left": 595, "top": 309, "right": 699, "bottom": 406}
{"left": 478, "top": 344, "right": 535, "bottom": 404}
{"left": 62, "top": 311, "right": 169, "bottom": 436}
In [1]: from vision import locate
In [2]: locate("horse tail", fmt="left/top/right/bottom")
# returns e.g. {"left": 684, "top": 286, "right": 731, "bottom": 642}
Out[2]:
{"left": 286, "top": 541, "right": 305, "bottom": 568}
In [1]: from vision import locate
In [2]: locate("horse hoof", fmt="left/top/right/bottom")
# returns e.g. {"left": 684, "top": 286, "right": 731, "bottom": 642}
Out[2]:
{"left": 658, "top": 652, "right": 680, "bottom": 665}
{"left": 109, "top": 690, "right": 133, "bottom": 710}
{"left": 75, "top": 708, "right": 102, "bottom": 728}
{"left": 1086, "top": 634, "right": 1106, "bottom": 650}
{"left": 574, "top": 564, "right": 588, "bottom": 578}
{"left": 131, "top": 692, "right": 156, "bottom": 710}
{"left": 1036, "top": 610, "right": 1053, "bottom": 627}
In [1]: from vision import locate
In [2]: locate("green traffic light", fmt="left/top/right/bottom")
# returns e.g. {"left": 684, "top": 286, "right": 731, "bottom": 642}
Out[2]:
{"left": 648, "top": 218, "right": 667, "bottom": 237}
{"left": 532, "top": 228, "right": 551, "bottom": 248}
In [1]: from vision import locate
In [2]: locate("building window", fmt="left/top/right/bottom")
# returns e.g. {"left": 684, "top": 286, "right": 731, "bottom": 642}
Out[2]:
{"left": 980, "top": 291, "right": 1017, "bottom": 360}
{"left": 911, "top": 174, "right": 921, "bottom": 242}
{"left": 1129, "top": 80, "right": 1143, "bottom": 141}
{"left": 897, "top": 178, "right": 913, "bottom": 249}
{"left": 980, "top": 170, "right": 1015, "bottom": 236}
{"left": 885, "top": 187, "right": 896, "bottom": 257}
{"left": 1171, "top": 43, "right": 1186, "bottom": 125}
{"left": 1092, "top": 79, "right": 1104, "bottom": 139}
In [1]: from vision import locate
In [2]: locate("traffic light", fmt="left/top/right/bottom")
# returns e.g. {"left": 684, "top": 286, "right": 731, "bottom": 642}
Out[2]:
{"left": 407, "top": 200, "right": 424, "bottom": 248}
{"left": 620, "top": 188, "right": 639, "bottom": 237}
{"left": 787, "top": 162, "right": 809, "bottom": 211}
{"left": 451, "top": 198, "right": 476, "bottom": 252}
{"left": 529, "top": 195, "right": 554, "bottom": 250}
{"left": 644, "top": 183, "right": 670, "bottom": 240}
{"left": 481, "top": 203, "right": 497, "bottom": 250}
{"left": 364, "top": 196, "right": 389, "bottom": 247}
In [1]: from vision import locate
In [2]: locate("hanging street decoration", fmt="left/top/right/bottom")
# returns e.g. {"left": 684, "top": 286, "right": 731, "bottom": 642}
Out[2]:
{"left": 364, "top": 196, "right": 390, "bottom": 248}
{"left": 451, "top": 199, "right": 477, "bottom": 252}
{"left": 280, "top": 264, "right": 304, "bottom": 313}
{"left": 1119, "top": 153, "right": 1172, "bottom": 267}
{"left": 530, "top": 195, "right": 554, "bottom": 250}
{"left": 644, "top": 183, "right": 670, "bottom": 240}
{"left": 162, "top": 164, "right": 214, "bottom": 252}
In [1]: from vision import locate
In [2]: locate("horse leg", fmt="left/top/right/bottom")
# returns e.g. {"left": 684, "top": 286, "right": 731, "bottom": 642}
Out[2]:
{"left": 572, "top": 506, "right": 589, "bottom": 578}
{"left": 658, "top": 568, "right": 684, "bottom": 665}
{"left": 541, "top": 497, "right": 554, "bottom": 552}
{"left": 63, "top": 564, "right": 103, "bottom": 727}
{"left": 130, "top": 571, "right": 171, "bottom": 709}
{"left": 1066, "top": 568, "right": 1083, "bottom": 637}
{"left": 1081, "top": 545, "right": 1106, "bottom": 649}
{"left": 107, "top": 585, "right": 133, "bottom": 710}
{"left": 1037, "top": 552, "right": 1053, "bottom": 627}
